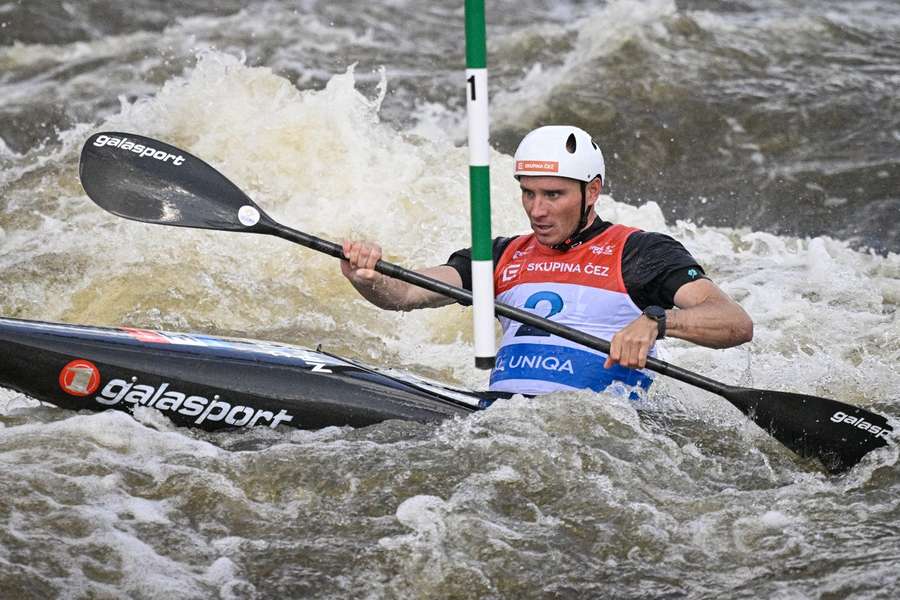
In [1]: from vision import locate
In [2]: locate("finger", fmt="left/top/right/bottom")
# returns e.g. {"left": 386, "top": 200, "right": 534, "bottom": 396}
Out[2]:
{"left": 362, "top": 244, "right": 381, "bottom": 270}
{"left": 636, "top": 343, "right": 650, "bottom": 369}
{"left": 363, "top": 246, "right": 380, "bottom": 271}
{"left": 340, "top": 241, "right": 357, "bottom": 277}
{"left": 353, "top": 244, "right": 367, "bottom": 268}
{"left": 605, "top": 335, "right": 620, "bottom": 369}
{"left": 624, "top": 336, "right": 646, "bottom": 369}
{"left": 621, "top": 340, "right": 637, "bottom": 369}
{"left": 350, "top": 242, "right": 365, "bottom": 268}
{"left": 353, "top": 245, "right": 372, "bottom": 269}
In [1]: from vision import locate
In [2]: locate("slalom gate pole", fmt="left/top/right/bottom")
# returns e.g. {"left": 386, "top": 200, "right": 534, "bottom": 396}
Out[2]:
{"left": 464, "top": 0, "right": 496, "bottom": 369}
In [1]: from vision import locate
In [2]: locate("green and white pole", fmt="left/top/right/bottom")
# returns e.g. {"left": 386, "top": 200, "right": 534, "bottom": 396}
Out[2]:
{"left": 465, "top": 0, "right": 496, "bottom": 369}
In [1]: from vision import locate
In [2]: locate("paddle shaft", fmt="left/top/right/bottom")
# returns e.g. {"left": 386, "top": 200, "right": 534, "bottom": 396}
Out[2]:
{"left": 270, "top": 222, "right": 726, "bottom": 396}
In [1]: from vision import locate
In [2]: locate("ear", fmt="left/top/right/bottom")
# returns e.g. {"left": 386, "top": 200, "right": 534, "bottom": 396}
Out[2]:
{"left": 584, "top": 178, "right": 602, "bottom": 216}
{"left": 587, "top": 177, "right": 602, "bottom": 201}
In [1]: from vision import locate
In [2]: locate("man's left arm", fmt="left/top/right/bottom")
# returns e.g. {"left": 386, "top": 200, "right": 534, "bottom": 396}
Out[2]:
{"left": 605, "top": 280, "right": 753, "bottom": 369}
{"left": 666, "top": 278, "right": 754, "bottom": 348}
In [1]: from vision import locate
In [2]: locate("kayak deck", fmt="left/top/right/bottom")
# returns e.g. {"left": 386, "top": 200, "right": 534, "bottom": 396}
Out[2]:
{"left": 0, "top": 317, "right": 497, "bottom": 431}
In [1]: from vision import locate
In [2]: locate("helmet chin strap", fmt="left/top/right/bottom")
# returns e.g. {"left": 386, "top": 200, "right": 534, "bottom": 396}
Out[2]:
{"left": 576, "top": 180, "right": 589, "bottom": 232}
{"left": 551, "top": 180, "right": 591, "bottom": 251}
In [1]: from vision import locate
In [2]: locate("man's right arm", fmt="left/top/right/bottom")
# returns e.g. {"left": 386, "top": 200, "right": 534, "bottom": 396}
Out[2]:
{"left": 340, "top": 240, "right": 461, "bottom": 310}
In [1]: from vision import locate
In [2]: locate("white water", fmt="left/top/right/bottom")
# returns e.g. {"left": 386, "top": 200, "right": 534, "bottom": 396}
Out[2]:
{"left": 1, "top": 17, "right": 899, "bottom": 599}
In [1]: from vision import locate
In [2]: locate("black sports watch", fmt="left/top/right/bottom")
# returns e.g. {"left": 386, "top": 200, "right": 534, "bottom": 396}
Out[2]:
{"left": 642, "top": 305, "right": 667, "bottom": 339}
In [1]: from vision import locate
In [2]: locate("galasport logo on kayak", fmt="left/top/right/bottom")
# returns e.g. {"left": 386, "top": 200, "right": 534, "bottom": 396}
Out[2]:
{"left": 59, "top": 359, "right": 101, "bottom": 396}
{"left": 94, "top": 377, "right": 295, "bottom": 428}
{"left": 92, "top": 134, "right": 186, "bottom": 166}
{"left": 831, "top": 411, "right": 891, "bottom": 440}
{"left": 57, "top": 359, "right": 294, "bottom": 428}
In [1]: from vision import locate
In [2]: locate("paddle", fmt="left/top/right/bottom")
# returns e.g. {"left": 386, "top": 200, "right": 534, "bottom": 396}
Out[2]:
{"left": 79, "top": 131, "right": 894, "bottom": 473}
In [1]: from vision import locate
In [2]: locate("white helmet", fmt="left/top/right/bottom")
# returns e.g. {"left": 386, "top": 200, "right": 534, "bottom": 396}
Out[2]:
{"left": 513, "top": 125, "right": 605, "bottom": 183}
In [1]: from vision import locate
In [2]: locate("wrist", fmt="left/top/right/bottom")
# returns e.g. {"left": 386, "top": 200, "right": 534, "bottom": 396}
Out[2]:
{"left": 642, "top": 305, "right": 667, "bottom": 339}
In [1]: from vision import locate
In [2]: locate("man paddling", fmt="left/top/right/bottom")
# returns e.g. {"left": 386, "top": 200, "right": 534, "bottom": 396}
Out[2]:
{"left": 341, "top": 125, "right": 753, "bottom": 395}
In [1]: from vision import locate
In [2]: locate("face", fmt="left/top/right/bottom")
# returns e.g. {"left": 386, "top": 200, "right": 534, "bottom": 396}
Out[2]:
{"left": 520, "top": 176, "right": 600, "bottom": 246}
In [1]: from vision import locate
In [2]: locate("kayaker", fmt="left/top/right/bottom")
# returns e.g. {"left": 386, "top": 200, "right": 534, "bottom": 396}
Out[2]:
{"left": 341, "top": 125, "right": 753, "bottom": 395}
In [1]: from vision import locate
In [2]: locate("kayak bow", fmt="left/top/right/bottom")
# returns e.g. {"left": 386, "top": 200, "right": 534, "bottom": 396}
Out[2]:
{"left": 0, "top": 317, "right": 493, "bottom": 430}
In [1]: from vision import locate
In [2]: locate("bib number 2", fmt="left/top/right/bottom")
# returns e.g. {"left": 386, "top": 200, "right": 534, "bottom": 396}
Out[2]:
{"left": 515, "top": 291, "right": 564, "bottom": 337}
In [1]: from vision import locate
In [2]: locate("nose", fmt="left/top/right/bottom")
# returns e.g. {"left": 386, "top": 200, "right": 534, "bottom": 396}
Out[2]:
{"left": 527, "top": 196, "right": 549, "bottom": 219}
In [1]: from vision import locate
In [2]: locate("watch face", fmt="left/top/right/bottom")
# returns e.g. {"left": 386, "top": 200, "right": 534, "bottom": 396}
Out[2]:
{"left": 644, "top": 306, "right": 665, "bottom": 320}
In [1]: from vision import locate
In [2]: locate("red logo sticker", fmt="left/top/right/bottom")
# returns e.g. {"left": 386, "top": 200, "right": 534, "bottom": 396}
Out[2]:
{"left": 121, "top": 327, "right": 170, "bottom": 344}
{"left": 59, "top": 359, "right": 101, "bottom": 396}
{"left": 516, "top": 160, "right": 559, "bottom": 173}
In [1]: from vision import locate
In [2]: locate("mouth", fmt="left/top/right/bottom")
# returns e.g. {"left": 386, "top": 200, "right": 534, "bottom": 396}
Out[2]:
{"left": 531, "top": 222, "right": 567, "bottom": 245}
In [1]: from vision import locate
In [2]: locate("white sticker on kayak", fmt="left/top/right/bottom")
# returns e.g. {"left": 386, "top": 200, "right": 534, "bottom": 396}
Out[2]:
{"left": 238, "top": 205, "right": 260, "bottom": 227}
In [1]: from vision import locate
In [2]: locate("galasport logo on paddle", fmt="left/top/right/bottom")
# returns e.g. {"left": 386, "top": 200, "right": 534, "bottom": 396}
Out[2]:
{"left": 92, "top": 134, "right": 186, "bottom": 166}
{"left": 830, "top": 411, "right": 891, "bottom": 440}
{"left": 59, "top": 359, "right": 101, "bottom": 396}
{"left": 94, "top": 377, "right": 295, "bottom": 428}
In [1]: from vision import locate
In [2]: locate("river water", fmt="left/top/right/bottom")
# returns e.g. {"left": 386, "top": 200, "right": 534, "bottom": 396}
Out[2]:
{"left": 1, "top": 1, "right": 899, "bottom": 598}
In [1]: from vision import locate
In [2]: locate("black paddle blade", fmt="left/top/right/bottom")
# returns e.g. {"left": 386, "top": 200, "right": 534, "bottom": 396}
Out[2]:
{"left": 723, "top": 386, "right": 892, "bottom": 473}
{"left": 79, "top": 132, "right": 273, "bottom": 232}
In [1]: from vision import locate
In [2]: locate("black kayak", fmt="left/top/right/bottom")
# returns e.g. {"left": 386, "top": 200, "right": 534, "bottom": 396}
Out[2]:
{"left": 0, "top": 317, "right": 499, "bottom": 430}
